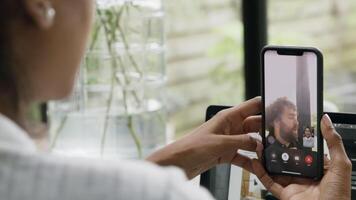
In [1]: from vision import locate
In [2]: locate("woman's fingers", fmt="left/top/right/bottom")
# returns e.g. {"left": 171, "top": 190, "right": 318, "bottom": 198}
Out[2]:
{"left": 271, "top": 176, "right": 292, "bottom": 187}
{"left": 286, "top": 177, "right": 314, "bottom": 186}
{"left": 216, "top": 97, "right": 261, "bottom": 133}
{"left": 219, "top": 134, "right": 262, "bottom": 152}
{"left": 321, "top": 114, "right": 345, "bottom": 157}
{"left": 230, "top": 96, "right": 262, "bottom": 120}
{"left": 231, "top": 153, "right": 255, "bottom": 173}
{"left": 251, "top": 159, "right": 284, "bottom": 199}
{"left": 242, "top": 116, "right": 262, "bottom": 134}
{"left": 324, "top": 154, "right": 331, "bottom": 171}
{"left": 321, "top": 114, "right": 352, "bottom": 170}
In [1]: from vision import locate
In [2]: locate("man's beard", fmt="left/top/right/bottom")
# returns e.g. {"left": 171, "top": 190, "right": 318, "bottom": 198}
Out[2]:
{"left": 280, "top": 125, "right": 298, "bottom": 143}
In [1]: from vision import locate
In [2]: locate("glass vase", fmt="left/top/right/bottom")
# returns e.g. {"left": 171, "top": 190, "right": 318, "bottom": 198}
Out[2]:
{"left": 48, "top": 0, "right": 166, "bottom": 159}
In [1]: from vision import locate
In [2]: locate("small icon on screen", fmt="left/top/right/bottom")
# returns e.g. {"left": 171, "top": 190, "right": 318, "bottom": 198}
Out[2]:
{"left": 267, "top": 135, "right": 275, "bottom": 144}
{"left": 271, "top": 152, "right": 277, "bottom": 159}
{"left": 282, "top": 153, "right": 289, "bottom": 161}
{"left": 305, "top": 155, "right": 313, "bottom": 165}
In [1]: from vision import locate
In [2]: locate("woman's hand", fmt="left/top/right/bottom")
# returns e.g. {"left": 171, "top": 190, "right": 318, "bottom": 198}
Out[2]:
{"left": 252, "top": 114, "right": 352, "bottom": 200}
{"left": 147, "top": 97, "right": 263, "bottom": 179}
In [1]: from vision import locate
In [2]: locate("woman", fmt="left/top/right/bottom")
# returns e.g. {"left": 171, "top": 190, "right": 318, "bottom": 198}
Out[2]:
{"left": 303, "top": 127, "right": 314, "bottom": 148}
{"left": 0, "top": 0, "right": 351, "bottom": 199}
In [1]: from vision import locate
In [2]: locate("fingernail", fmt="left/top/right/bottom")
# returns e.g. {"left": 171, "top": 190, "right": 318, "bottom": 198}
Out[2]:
{"left": 322, "top": 114, "right": 333, "bottom": 127}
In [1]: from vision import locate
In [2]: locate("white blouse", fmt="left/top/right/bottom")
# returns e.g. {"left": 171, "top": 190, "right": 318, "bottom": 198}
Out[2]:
{"left": 0, "top": 114, "right": 214, "bottom": 200}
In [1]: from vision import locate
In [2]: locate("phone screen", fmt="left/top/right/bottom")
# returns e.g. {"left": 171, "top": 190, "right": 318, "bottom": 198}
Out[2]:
{"left": 263, "top": 49, "right": 321, "bottom": 178}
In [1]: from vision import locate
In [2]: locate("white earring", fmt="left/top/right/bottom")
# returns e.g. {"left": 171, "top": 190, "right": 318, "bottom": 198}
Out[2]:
{"left": 45, "top": 6, "right": 56, "bottom": 23}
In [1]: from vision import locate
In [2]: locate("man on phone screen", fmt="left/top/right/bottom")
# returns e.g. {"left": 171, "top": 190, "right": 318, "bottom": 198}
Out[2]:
{"left": 265, "top": 97, "right": 300, "bottom": 149}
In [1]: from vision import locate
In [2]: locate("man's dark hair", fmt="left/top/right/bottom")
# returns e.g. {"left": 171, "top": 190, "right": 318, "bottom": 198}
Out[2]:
{"left": 304, "top": 126, "right": 315, "bottom": 137}
{"left": 303, "top": 126, "right": 311, "bottom": 136}
{"left": 266, "top": 97, "right": 297, "bottom": 133}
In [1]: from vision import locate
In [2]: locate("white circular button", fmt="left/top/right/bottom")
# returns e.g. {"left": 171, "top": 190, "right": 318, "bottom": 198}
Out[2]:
{"left": 281, "top": 153, "right": 289, "bottom": 161}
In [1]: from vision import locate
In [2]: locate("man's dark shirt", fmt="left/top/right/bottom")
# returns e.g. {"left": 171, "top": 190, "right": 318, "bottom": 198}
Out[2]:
{"left": 269, "top": 137, "right": 299, "bottom": 149}
{"left": 264, "top": 135, "right": 317, "bottom": 176}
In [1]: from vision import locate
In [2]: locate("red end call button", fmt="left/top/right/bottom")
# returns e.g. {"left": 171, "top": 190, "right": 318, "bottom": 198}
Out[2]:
{"left": 305, "top": 155, "right": 313, "bottom": 165}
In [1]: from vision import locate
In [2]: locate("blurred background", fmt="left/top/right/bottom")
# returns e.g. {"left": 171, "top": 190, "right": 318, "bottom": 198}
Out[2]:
{"left": 29, "top": 0, "right": 356, "bottom": 199}
{"left": 167, "top": 0, "right": 356, "bottom": 137}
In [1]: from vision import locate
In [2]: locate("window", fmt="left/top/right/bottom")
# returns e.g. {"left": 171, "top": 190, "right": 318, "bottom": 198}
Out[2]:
{"left": 166, "top": 0, "right": 244, "bottom": 137}
{"left": 269, "top": 0, "right": 356, "bottom": 113}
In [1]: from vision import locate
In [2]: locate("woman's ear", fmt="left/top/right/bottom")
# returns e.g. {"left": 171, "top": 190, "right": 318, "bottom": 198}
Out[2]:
{"left": 23, "top": 0, "right": 56, "bottom": 29}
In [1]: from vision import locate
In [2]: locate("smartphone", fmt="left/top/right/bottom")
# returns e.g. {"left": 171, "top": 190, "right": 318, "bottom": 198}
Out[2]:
{"left": 261, "top": 45, "right": 323, "bottom": 179}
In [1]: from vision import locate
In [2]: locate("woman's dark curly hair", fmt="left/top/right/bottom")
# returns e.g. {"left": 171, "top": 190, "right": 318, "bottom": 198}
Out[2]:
{"left": 0, "top": 0, "right": 27, "bottom": 124}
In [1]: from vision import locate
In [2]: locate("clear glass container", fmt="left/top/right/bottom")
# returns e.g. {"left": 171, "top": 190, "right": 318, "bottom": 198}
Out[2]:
{"left": 48, "top": 0, "right": 166, "bottom": 159}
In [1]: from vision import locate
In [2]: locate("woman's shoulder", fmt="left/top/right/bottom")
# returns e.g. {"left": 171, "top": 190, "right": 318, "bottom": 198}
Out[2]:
{"left": 0, "top": 150, "right": 214, "bottom": 200}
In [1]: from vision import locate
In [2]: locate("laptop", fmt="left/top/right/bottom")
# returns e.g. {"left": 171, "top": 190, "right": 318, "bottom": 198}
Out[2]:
{"left": 200, "top": 105, "right": 232, "bottom": 200}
